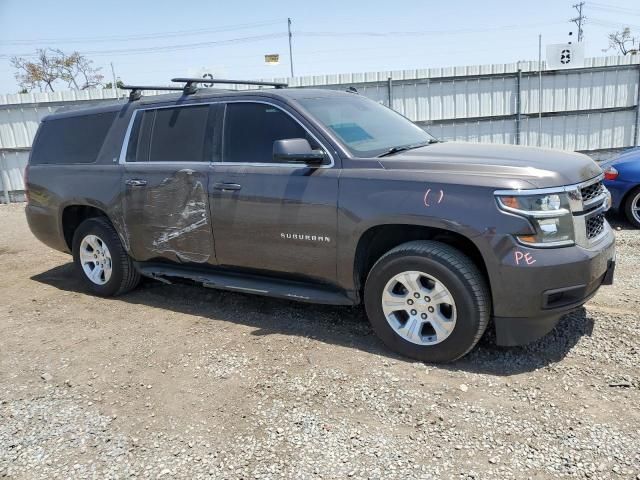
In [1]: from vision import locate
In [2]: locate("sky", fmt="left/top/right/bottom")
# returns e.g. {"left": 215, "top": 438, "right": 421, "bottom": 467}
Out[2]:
{"left": 0, "top": 0, "right": 639, "bottom": 94}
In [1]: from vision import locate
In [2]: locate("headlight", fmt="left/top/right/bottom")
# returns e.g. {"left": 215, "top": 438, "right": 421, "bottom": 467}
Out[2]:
{"left": 496, "top": 192, "right": 575, "bottom": 247}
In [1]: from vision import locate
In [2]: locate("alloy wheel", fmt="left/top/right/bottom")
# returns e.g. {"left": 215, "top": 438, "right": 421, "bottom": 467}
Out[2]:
{"left": 381, "top": 270, "right": 457, "bottom": 346}
{"left": 79, "top": 234, "right": 113, "bottom": 285}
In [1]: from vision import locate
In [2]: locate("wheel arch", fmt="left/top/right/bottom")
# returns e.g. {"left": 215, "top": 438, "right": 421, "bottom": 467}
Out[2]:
{"left": 60, "top": 204, "right": 118, "bottom": 252}
{"left": 352, "top": 223, "right": 491, "bottom": 302}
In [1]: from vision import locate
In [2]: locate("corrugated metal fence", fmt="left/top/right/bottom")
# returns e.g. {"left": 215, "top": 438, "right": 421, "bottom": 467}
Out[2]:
{"left": 1, "top": 55, "right": 640, "bottom": 202}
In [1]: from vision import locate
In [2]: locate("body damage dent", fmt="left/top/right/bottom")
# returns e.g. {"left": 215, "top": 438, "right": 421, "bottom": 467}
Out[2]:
{"left": 146, "top": 170, "right": 213, "bottom": 263}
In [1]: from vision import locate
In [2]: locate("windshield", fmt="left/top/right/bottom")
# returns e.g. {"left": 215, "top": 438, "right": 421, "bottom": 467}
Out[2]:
{"left": 298, "top": 95, "right": 435, "bottom": 158}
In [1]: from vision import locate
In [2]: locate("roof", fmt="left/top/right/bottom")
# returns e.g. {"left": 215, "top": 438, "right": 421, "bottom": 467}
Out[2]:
{"left": 45, "top": 87, "right": 354, "bottom": 121}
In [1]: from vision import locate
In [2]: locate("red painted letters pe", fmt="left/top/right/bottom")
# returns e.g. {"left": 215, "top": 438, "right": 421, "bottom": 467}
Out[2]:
{"left": 514, "top": 250, "right": 536, "bottom": 266}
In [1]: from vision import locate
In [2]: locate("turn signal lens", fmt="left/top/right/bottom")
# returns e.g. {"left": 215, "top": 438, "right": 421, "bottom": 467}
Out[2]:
{"left": 604, "top": 166, "right": 618, "bottom": 181}
{"left": 517, "top": 235, "right": 537, "bottom": 244}
{"left": 501, "top": 196, "right": 520, "bottom": 209}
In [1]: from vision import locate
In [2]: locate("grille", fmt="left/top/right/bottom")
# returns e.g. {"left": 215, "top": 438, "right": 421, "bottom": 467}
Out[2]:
{"left": 580, "top": 181, "right": 604, "bottom": 203}
{"left": 586, "top": 213, "right": 605, "bottom": 239}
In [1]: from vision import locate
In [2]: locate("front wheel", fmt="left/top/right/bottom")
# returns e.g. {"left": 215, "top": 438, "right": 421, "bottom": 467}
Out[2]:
{"left": 72, "top": 217, "right": 140, "bottom": 297}
{"left": 364, "top": 240, "right": 491, "bottom": 363}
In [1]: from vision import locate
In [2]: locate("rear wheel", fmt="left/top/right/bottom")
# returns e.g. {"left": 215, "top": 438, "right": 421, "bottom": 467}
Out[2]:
{"left": 364, "top": 240, "right": 490, "bottom": 363}
{"left": 623, "top": 187, "right": 640, "bottom": 228}
{"left": 72, "top": 217, "right": 140, "bottom": 296}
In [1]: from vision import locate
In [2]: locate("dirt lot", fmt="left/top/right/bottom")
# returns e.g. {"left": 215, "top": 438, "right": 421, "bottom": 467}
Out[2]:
{"left": 0, "top": 203, "right": 638, "bottom": 480}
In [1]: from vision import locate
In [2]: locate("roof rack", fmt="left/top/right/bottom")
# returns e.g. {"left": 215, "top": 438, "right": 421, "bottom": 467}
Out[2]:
{"left": 171, "top": 77, "right": 288, "bottom": 95}
{"left": 121, "top": 85, "right": 184, "bottom": 102}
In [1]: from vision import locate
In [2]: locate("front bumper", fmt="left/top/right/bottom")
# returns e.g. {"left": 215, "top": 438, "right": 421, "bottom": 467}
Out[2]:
{"left": 491, "top": 230, "right": 616, "bottom": 346}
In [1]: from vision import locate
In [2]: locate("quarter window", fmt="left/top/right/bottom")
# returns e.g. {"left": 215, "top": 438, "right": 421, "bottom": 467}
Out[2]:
{"left": 31, "top": 111, "right": 116, "bottom": 165}
{"left": 223, "top": 103, "right": 317, "bottom": 164}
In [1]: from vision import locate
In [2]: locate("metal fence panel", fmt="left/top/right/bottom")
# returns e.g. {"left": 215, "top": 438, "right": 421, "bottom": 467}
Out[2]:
{"left": 1, "top": 55, "right": 639, "bottom": 201}
{"left": 0, "top": 150, "right": 28, "bottom": 203}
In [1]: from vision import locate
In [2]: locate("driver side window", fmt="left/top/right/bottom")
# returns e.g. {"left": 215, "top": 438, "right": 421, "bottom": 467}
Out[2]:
{"left": 223, "top": 102, "right": 319, "bottom": 164}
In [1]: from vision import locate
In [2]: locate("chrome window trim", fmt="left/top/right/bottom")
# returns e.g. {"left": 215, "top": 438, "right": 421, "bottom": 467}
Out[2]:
{"left": 118, "top": 100, "right": 335, "bottom": 168}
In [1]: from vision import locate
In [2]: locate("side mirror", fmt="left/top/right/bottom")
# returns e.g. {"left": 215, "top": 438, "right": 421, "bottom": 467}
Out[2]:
{"left": 273, "top": 138, "right": 325, "bottom": 165}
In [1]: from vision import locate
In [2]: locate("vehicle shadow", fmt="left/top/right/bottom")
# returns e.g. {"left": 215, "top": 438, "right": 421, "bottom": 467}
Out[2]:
{"left": 31, "top": 263, "right": 595, "bottom": 376}
{"left": 606, "top": 210, "right": 636, "bottom": 231}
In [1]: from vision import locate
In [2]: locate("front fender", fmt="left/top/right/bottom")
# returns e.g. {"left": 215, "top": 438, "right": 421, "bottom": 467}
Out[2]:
{"left": 336, "top": 173, "right": 533, "bottom": 292}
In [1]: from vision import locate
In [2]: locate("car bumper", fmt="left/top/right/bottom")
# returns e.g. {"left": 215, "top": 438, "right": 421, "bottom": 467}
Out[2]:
{"left": 491, "top": 230, "right": 616, "bottom": 346}
{"left": 26, "top": 204, "right": 69, "bottom": 253}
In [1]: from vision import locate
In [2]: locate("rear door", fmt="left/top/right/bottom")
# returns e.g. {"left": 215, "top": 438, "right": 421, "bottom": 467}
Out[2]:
{"left": 121, "top": 103, "right": 220, "bottom": 265}
{"left": 208, "top": 100, "right": 340, "bottom": 283}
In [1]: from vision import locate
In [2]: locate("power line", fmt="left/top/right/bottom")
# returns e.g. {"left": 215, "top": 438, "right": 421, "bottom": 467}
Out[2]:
{"left": 589, "top": 18, "right": 640, "bottom": 30}
{"left": 0, "top": 33, "right": 287, "bottom": 59}
{"left": 2, "top": 19, "right": 284, "bottom": 46}
{"left": 296, "top": 22, "right": 567, "bottom": 38}
{"left": 587, "top": 2, "right": 640, "bottom": 16}
{"left": 0, "top": 20, "right": 569, "bottom": 60}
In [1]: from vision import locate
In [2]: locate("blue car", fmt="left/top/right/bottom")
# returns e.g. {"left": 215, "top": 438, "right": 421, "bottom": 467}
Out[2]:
{"left": 602, "top": 147, "right": 640, "bottom": 228}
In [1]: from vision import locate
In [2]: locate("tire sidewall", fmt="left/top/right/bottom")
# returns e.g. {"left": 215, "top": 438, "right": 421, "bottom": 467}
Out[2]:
{"left": 365, "top": 252, "right": 482, "bottom": 363}
{"left": 72, "top": 219, "right": 124, "bottom": 297}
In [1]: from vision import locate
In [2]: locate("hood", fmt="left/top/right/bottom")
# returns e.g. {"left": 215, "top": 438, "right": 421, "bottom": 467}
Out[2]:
{"left": 377, "top": 142, "right": 602, "bottom": 189}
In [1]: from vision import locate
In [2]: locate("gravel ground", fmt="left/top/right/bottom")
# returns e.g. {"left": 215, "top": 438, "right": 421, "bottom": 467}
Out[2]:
{"left": 0, "top": 203, "right": 638, "bottom": 480}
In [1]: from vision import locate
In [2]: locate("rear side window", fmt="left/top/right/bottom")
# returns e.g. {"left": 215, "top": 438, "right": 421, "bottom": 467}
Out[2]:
{"left": 127, "top": 105, "right": 210, "bottom": 162}
{"left": 30, "top": 111, "right": 116, "bottom": 165}
{"left": 223, "top": 103, "right": 314, "bottom": 164}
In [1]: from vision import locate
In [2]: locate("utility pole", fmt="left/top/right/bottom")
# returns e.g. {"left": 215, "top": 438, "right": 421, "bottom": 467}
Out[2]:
{"left": 538, "top": 34, "right": 543, "bottom": 147}
{"left": 570, "top": 2, "right": 586, "bottom": 42}
{"left": 110, "top": 62, "right": 117, "bottom": 98}
{"left": 287, "top": 18, "right": 294, "bottom": 78}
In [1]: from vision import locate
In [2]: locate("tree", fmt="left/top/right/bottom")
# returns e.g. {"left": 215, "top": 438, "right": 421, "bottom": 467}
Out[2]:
{"left": 10, "top": 48, "right": 104, "bottom": 92}
{"left": 604, "top": 28, "right": 639, "bottom": 56}
{"left": 103, "top": 80, "right": 125, "bottom": 89}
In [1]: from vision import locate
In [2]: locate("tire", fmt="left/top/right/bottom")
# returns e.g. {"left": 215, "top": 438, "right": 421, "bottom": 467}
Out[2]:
{"left": 72, "top": 217, "right": 140, "bottom": 297}
{"left": 623, "top": 186, "right": 640, "bottom": 228}
{"left": 364, "top": 240, "right": 491, "bottom": 363}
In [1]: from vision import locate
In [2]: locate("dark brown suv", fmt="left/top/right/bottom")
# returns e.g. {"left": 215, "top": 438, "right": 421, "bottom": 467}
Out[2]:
{"left": 25, "top": 78, "right": 616, "bottom": 362}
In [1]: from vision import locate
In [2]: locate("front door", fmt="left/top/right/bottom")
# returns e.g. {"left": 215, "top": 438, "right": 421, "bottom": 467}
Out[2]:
{"left": 122, "top": 103, "right": 217, "bottom": 265}
{"left": 209, "top": 101, "right": 339, "bottom": 283}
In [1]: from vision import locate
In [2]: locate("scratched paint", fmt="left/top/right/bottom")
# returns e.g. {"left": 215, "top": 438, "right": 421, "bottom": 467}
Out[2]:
{"left": 424, "top": 188, "right": 444, "bottom": 207}
{"left": 147, "top": 170, "right": 212, "bottom": 263}
{"left": 514, "top": 250, "right": 536, "bottom": 265}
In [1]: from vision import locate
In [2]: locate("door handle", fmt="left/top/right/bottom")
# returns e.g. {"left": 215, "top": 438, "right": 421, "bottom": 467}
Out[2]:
{"left": 213, "top": 182, "right": 242, "bottom": 191}
{"left": 125, "top": 179, "right": 148, "bottom": 187}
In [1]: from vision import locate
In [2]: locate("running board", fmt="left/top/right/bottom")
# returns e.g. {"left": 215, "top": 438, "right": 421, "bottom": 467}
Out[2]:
{"left": 135, "top": 263, "right": 356, "bottom": 306}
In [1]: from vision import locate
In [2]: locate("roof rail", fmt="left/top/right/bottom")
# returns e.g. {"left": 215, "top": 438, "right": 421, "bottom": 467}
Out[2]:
{"left": 121, "top": 85, "right": 185, "bottom": 102}
{"left": 171, "top": 77, "right": 288, "bottom": 95}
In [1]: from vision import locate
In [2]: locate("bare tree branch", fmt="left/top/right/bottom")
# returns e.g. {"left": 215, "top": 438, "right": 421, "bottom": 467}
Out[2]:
{"left": 10, "top": 48, "right": 104, "bottom": 93}
{"left": 603, "top": 28, "right": 639, "bottom": 56}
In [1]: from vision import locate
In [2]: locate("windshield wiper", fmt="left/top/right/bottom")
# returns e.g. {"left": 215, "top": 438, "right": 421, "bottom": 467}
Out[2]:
{"left": 377, "top": 140, "right": 439, "bottom": 158}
